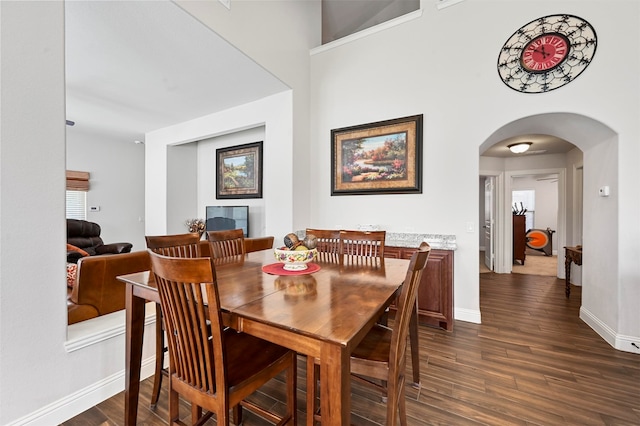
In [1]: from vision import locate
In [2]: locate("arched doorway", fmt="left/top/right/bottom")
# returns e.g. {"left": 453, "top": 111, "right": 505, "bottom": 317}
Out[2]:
{"left": 478, "top": 113, "right": 618, "bottom": 333}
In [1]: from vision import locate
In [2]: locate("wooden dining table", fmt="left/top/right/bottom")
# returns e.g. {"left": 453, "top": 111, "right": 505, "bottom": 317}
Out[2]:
{"left": 118, "top": 249, "right": 410, "bottom": 425}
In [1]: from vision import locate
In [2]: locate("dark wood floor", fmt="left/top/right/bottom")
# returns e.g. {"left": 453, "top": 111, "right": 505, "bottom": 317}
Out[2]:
{"left": 62, "top": 273, "right": 640, "bottom": 425}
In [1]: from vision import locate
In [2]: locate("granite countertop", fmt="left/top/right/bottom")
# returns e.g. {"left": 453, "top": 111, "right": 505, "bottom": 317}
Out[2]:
{"left": 295, "top": 230, "right": 456, "bottom": 251}
{"left": 385, "top": 232, "right": 457, "bottom": 250}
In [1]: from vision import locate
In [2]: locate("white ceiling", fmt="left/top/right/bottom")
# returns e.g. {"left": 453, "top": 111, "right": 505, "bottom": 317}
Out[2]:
{"left": 480, "top": 134, "right": 576, "bottom": 158}
{"left": 65, "top": 1, "right": 288, "bottom": 142}
{"left": 65, "top": 0, "right": 574, "bottom": 158}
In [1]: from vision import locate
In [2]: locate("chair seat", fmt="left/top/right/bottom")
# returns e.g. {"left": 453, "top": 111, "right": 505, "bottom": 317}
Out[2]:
{"left": 351, "top": 324, "right": 393, "bottom": 383}
{"left": 351, "top": 324, "right": 392, "bottom": 363}
{"left": 223, "top": 329, "right": 290, "bottom": 389}
{"left": 309, "top": 323, "right": 393, "bottom": 386}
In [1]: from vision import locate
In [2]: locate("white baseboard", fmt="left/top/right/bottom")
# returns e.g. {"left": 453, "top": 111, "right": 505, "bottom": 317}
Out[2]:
{"left": 580, "top": 307, "right": 640, "bottom": 354}
{"left": 8, "top": 303, "right": 158, "bottom": 426}
{"left": 6, "top": 357, "right": 157, "bottom": 426}
{"left": 455, "top": 307, "right": 482, "bottom": 324}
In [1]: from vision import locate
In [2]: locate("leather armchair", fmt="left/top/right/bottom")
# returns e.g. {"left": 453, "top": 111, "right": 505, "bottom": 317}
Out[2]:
{"left": 67, "top": 219, "right": 132, "bottom": 263}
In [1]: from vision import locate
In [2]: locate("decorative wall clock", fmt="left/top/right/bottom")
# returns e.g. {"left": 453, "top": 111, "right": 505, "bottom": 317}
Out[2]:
{"left": 497, "top": 14, "right": 597, "bottom": 93}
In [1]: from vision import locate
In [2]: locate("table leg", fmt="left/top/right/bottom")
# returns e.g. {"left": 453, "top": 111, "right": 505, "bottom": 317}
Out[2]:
{"left": 125, "top": 284, "right": 146, "bottom": 426}
{"left": 564, "top": 256, "right": 572, "bottom": 298}
{"left": 409, "top": 301, "right": 420, "bottom": 387}
{"left": 320, "top": 343, "right": 350, "bottom": 425}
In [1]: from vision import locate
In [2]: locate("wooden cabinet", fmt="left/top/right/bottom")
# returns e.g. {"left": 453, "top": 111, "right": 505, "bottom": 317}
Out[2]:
{"left": 513, "top": 215, "right": 526, "bottom": 265}
{"left": 385, "top": 246, "right": 454, "bottom": 331}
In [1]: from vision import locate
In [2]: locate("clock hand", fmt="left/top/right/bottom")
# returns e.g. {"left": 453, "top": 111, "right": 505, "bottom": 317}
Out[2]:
{"left": 535, "top": 46, "right": 550, "bottom": 59}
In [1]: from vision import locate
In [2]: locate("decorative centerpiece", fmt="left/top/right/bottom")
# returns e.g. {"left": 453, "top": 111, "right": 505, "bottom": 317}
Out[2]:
{"left": 185, "top": 218, "right": 206, "bottom": 237}
{"left": 274, "top": 232, "right": 318, "bottom": 271}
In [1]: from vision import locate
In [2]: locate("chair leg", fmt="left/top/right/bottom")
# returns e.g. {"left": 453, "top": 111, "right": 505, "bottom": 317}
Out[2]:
{"left": 191, "top": 404, "right": 202, "bottom": 425}
{"left": 168, "top": 377, "right": 180, "bottom": 426}
{"left": 286, "top": 351, "right": 297, "bottom": 424}
{"left": 409, "top": 300, "right": 421, "bottom": 388}
{"left": 306, "top": 356, "right": 318, "bottom": 426}
{"left": 150, "top": 305, "right": 165, "bottom": 408}
{"left": 232, "top": 405, "right": 242, "bottom": 425}
{"left": 398, "top": 377, "right": 407, "bottom": 426}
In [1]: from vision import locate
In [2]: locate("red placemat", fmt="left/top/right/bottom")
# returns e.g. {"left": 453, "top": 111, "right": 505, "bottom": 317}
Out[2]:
{"left": 262, "top": 262, "right": 321, "bottom": 276}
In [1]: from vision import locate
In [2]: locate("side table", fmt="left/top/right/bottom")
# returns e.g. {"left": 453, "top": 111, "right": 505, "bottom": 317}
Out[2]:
{"left": 564, "top": 246, "right": 582, "bottom": 298}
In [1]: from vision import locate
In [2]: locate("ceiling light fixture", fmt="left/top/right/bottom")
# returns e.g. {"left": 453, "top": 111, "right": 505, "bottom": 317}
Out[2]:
{"left": 508, "top": 142, "right": 532, "bottom": 154}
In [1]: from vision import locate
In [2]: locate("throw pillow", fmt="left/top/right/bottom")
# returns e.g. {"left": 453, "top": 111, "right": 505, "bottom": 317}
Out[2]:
{"left": 66, "top": 262, "right": 78, "bottom": 288}
{"left": 66, "top": 243, "right": 89, "bottom": 258}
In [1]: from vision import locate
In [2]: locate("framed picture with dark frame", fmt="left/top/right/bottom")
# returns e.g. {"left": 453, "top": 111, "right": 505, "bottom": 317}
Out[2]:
{"left": 331, "top": 114, "right": 423, "bottom": 196}
{"left": 216, "top": 141, "right": 263, "bottom": 199}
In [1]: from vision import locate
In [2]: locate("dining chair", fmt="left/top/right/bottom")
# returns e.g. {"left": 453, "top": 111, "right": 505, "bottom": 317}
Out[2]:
{"left": 144, "top": 232, "right": 202, "bottom": 408}
{"left": 305, "top": 228, "right": 341, "bottom": 262}
{"left": 307, "top": 242, "right": 431, "bottom": 426}
{"left": 339, "top": 229, "right": 386, "bottom": 264}
{"left": 206, "top": 229, "right": 246, "bottom": 265}
{"left": 147, "top": 250, "right": 297, "bottom": 426}
{"left": 337, "top": 230, "right": 423, "bottom": 387}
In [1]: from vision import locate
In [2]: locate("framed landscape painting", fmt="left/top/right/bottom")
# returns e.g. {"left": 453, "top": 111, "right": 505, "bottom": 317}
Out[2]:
{"left": 216, "top": 141, "right": 263, "bottom": 199}
{"left": 331, "top": 115, "right": 423, "bottom": 196}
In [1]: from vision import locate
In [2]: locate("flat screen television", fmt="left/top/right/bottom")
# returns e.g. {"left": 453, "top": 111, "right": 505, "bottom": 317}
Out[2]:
{"left": 205, "top": 205, "right": 249, "bottom": 237}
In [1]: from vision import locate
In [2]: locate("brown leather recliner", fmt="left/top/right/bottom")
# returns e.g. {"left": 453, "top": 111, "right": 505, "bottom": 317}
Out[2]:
{"left": 68, "top": 250, "right": 150, "bottom": 324}
{"left": 67, "top": 219, "right": 132, "bottom": 263}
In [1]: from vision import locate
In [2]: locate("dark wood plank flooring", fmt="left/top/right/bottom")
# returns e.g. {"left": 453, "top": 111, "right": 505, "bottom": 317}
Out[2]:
{"left": 62, "top": 273, "right": 640, "bottom": 425}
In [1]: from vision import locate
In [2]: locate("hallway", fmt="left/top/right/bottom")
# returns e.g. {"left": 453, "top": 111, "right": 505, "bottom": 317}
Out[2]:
{"left": 480, "top": 249, "right": 558, "bottom": 276}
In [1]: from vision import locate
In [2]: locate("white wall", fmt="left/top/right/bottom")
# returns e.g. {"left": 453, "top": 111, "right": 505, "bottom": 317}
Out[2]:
{"left": 175, "top": 0, "right": 320, "bottom": 233}
{"left": 67, "top": 127, "right": 146, "bottom": 250}
{"left": 167, "top": 143, "right": 198, "bottom": 235}
{"left": 197, "top": 127, "right": 267, "bottom": 238}
{"left": 310, "top": 1, "right": 640, "bottom": 349}
{"left": 145, "top": 92, "right": 294, "bottom": 242}
{"left": 478, "top": 177, "right": 485, "bottom": 248}
{"left": 0, "top": 3, "right": 156, "bottom": 424}
{"left": 581, "top": 137, "right": 619, "bottom": 336}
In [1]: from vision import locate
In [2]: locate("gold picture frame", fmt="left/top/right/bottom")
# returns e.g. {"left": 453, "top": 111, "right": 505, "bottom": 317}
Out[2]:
{"left": 331, "top": 115, "right": 423, "bottom": 195}
{"left": 216, "top": 141, "right": 263, "bottom": 199}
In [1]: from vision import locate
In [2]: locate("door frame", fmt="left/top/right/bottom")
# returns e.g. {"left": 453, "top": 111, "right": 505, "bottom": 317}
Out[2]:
{"left": 480, "top": 170, "right": 507, "bottom": 273}
{"left": 504, "top": 167, "right": 566, "bottom": 277}
{"left": 481, "top": 167, "right": 566, "bottom": 276}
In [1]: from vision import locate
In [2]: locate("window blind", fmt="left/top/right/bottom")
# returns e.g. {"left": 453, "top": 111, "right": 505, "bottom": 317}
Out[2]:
{"left": 66, "top": 191, "right": 87, "bottom": 220}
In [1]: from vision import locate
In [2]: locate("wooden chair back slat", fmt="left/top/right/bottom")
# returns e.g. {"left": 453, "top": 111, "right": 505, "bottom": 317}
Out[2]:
{"left": 144, "top": 232, "right": 207, "bottom": 408}
{"left": 149, "top": 252, "right": 224, "bottom": 396}
{"left": 305, "top": 228, "right": 341, "bottom": 263}
{"left": 206, "top": 229, "right": 245, "bottom": 265}
{"left": 145, "top": 233, "right": 201, "bottom": 258}
{"left": 339, "top": 230, "right": 386, "bottom": 263}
